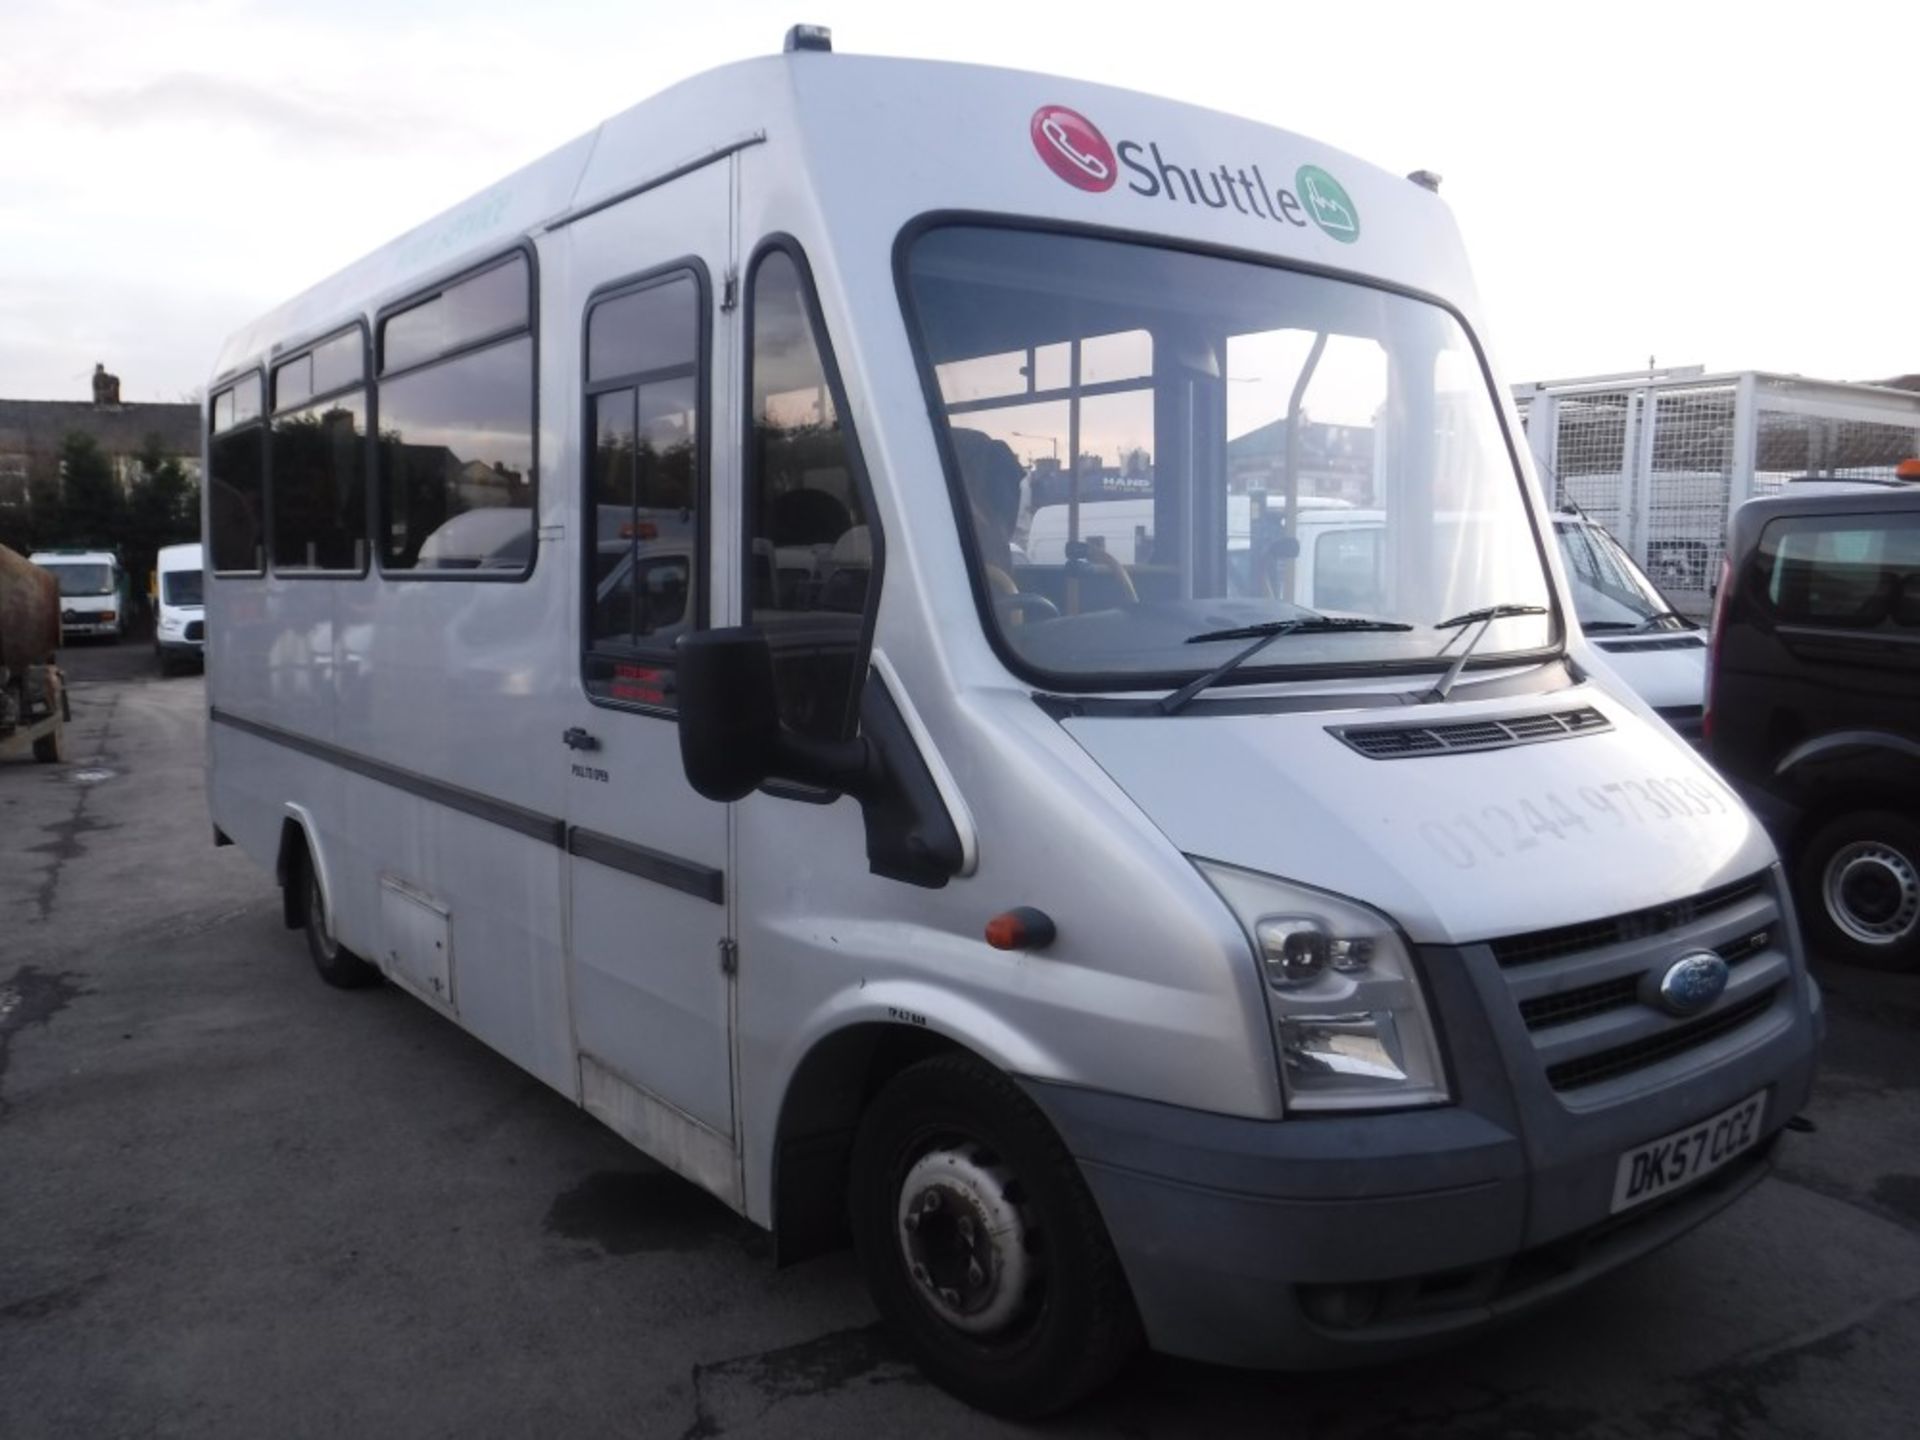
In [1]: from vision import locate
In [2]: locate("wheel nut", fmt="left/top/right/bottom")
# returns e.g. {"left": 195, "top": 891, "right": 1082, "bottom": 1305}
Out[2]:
{"left": 939, "top": 1287, "right": 961, "bottom": 1308}
{"left": 968, "top": 1260, "right": 985, "bottom": 1287}
{"left": 957, "top": 1216, "right": 975, "bottom": 1243}
{"left": 912, "top": 1262, "right": 932, "bottom": 1287}
{"left": 903, "top": 1213, "right": 919, "bottom": 1232}
{"left": 923, "top": 1191, "right": 942, "bottom": 1212}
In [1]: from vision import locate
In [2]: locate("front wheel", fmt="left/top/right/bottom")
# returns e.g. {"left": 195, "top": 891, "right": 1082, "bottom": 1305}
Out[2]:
{"left": 1796, "top": 810, "right": 1920, "bottom": 971}
{"left": 848, "top": 1055, "right": 1139, "bottom": 1417}
{"left": 303, "top": 861, "right": 380, "bottom": 989}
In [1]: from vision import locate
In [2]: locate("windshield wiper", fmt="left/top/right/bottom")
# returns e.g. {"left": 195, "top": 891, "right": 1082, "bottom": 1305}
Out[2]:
{"left": 1422, "top": 603, "right": 1549, "bottom": 704}
{"left": 1159, "top": 617, "right": 1414, "bottom": 715}
{"left": 1630, "top": 608, "right": 1694, "bottom": 633}
{"left": 1580, "top": 619, "right": 1640, "bottom": 632}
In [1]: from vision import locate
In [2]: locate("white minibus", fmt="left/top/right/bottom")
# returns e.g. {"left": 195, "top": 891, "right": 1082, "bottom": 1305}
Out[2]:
{"left": 203, "top": 30, "right": 1820, "bottom": 1415}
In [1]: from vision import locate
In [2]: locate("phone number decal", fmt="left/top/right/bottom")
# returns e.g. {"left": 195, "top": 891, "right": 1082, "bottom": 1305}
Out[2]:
{"left": 1418, "top": 775, "right": 1733, "bottom": 870}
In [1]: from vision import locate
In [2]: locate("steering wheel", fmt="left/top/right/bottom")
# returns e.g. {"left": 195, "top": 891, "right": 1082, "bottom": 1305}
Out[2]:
{"left": 995, "top": 590, "right": 1062, "bottom": 624}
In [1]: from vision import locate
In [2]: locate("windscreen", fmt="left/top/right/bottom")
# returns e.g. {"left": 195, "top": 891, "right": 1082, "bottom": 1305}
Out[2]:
{"left": 902, "top": 226, "right": 1556, "bottom": 687}
{"left": 1555, "top": 520, "right": 1685, "bottom": 630}
{"left": 162, "top": 570, "right": 204, "bottom": 606}
{"left": 50, "top": 564, "right": 115, "bottom": 597}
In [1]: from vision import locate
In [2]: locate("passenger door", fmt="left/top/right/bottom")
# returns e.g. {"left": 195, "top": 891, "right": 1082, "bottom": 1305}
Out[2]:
{"left": 561, "top": 164, "right": 738, "bottom": 1202}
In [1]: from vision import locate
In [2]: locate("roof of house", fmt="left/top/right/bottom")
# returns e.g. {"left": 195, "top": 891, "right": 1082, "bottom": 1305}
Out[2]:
{"left": 0, "top": 399, "right": 200, "bottom": 458}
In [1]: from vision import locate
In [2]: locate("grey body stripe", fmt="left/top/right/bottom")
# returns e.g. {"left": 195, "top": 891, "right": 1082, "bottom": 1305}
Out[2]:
{"left": 210, "top": 707, "right": 724, "bottom": 903}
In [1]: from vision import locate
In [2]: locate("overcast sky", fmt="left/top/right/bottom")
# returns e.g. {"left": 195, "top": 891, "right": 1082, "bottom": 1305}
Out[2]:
{"left": 1, "top": 0, "right": 1911, "bottom": 405}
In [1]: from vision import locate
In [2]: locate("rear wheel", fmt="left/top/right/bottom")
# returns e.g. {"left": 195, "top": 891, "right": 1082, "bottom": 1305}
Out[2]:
{"left": 848, "top": 1054, "right": 1139, "bottom": 1417}
{"left": 303, "top": 860, "right": 380, "bottom": 989}
{"left": 1796, "top": 810, "right": 1920, "bottom": 971}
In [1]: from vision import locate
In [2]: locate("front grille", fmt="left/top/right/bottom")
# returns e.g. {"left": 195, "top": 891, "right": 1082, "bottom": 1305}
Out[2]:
{"left": 1486, "top": 872, "right": 1791, "bottom": 1102}
{"left": 1491, "top": 874, "right": 1767, "bottom": 969}
{"left": 1546, "top": 989, "right": 1780, "bottom": 1091}
{"left": 185, "top": 620, "right": 204, "bottom": 641}
{"left": 1519, "top": 975, "right": 1641, "bottom": 1030}
{"left": 1594, "top": 635, "right": 1707, "bottom": 654}
{"left": 1517, "top": 924, "right": 1777, "bottom": 1031}
{"left": 1331, "top": 707, "right": 1609, "bottom": 760}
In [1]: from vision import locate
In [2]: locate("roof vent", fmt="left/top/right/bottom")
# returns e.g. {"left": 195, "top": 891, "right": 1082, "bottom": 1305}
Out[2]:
{"left": 785, "top": 23, "right": 832, "bottom": 52}
{"left": 1407, "top": 170, "right": 1443, "bottom": 193}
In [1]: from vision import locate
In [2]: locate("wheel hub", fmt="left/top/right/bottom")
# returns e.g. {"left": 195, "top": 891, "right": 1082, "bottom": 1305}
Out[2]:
{"left": 1826, "top": 841, "right": 1920, "bottom": 945}
{"left": 896, "top": 1147, "right": 1030, "bottom": 1335}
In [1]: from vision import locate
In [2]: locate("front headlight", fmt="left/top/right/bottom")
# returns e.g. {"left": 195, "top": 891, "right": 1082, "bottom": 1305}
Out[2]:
{"left": 1196, "top": 859, "right": 1449, "bottom": 1113}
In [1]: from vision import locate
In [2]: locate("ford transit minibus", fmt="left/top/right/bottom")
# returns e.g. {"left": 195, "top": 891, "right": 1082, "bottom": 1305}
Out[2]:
{"left": 203, "top": 29, "right": 1820, "bottom": 1415}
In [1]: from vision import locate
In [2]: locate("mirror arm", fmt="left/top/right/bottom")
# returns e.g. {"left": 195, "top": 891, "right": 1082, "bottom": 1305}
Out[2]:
{"left": 773, "top": 732, "right": 883, "bottom": 797}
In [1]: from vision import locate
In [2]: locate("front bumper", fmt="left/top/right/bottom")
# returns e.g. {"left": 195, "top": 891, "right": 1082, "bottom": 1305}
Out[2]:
{"left": 157, "top": 637, "right": 205, "bottom": 658}
{"left": 1022, "top": 889, "right": 1821, "bottom": 1370}
{"left": 62, "top": 619, "right": 120, "bottom": 637}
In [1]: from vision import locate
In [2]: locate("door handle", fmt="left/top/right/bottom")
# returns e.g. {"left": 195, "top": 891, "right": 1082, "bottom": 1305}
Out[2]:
{"left": 563, "top": 727, "right": 601, "bottom": 752}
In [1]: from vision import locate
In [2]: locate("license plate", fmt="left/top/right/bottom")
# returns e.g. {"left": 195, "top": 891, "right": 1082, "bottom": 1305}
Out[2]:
{"left": 1610, "top": 1090, "right": 1767, "bottom": 1214}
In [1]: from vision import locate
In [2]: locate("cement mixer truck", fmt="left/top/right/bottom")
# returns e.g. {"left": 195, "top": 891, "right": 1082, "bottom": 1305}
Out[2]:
{"left": 0, "top": 543, "right": 67, "bottom": 763}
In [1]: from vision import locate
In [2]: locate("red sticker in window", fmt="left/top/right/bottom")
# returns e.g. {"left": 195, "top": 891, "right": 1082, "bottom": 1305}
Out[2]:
{"left": 612, "top": 663, "right": 667, "bottom": 706}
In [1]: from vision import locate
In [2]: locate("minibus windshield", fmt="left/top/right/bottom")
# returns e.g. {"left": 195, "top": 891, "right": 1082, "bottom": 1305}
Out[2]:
{"left": 902, "top": 226, "right": 1556, "bottom": 688}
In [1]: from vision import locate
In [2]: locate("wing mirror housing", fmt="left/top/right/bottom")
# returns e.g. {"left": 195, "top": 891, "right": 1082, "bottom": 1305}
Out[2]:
{"left": 674, "top": 627, "right": 877, "bottom": 802}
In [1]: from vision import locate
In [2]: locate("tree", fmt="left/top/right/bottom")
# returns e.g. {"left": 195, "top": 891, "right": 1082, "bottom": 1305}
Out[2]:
{"left": 123, "top": 433, "right": 200, "bottom": 607}
{"left": 55, "top": 432, "right": 125, "bottom": 549}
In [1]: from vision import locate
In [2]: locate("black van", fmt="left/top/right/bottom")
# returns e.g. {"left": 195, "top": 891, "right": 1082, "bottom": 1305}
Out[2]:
{"left": 1707, "top": 479, "right": 1920, "bottom": 969}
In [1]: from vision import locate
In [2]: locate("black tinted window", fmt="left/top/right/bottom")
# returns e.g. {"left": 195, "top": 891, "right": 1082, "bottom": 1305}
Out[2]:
{"left": 378, "top": 336, "right": 534, "bottom": 573}
{"left": 746, "top": 249, "right": 872, "bottom": 741}
{"left": 273, "top": 393, "right": 369, "bottom": 572}
{"left": 209, "top": 379, "right": 264, "bottom": 574}
{"left": 1763, "top": 514, "right": 1920, "bottom": 629}
{"left": 274, "top": 331, "right": 363, "bottom": 412}
{"left": 382, "top": 255, "right": 530, "bottom": 373}
{"left": 583, "top": 274, "right": 701, "bottom": 708}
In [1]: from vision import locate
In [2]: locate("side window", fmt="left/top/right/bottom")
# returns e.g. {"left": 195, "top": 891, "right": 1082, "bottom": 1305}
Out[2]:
{"left": 745, "top": 247, "right": 875, "bottom": 741}
{"left": 582, "top": 271, "right": 703, "bottom": 708}
{"left": 271, "top": 328, "right": 369, "bottom": 573}
{"left": 377, "top": 252, "right": 535, "bottom": 575}
{"left": 1763, "top": 516, "right": 1920, "bottom": 629}
{"left": 208, "top": 374, "right": 265, "bottom": 574}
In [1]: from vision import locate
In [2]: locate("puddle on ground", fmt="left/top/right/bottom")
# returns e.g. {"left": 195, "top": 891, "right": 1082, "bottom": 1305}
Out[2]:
{"left": 544, "top": 1169, "right": 760, "bottom": 1256}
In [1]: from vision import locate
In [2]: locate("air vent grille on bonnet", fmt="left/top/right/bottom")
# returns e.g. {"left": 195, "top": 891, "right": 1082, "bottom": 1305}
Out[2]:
{"left": 1330, "top": 707, "right": 1610, "bottom": 759}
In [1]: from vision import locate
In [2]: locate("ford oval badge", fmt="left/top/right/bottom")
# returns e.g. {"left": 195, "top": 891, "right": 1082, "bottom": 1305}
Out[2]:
{"left": 1657, "top": 951, "right": 1730, "bottom": 1017}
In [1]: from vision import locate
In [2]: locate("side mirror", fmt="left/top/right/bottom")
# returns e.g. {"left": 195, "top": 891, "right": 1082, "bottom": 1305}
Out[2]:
{"left": 674, "top": 626, "right": 879, "bottom": 802}
{"left": 675, "top": 628, "right": 781, "bottom": 801}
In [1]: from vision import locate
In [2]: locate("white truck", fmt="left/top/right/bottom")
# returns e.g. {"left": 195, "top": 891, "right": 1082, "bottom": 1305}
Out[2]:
{"left": 30, "top": 548, "right": 127, "bottom": 643}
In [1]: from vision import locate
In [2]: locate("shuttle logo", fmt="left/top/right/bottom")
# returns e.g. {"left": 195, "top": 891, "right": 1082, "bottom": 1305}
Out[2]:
{"left": 1030, "top": 105, "right": 1117, "bottom": 192}
{"left": 1028, "top": 105, "right": 1361, "bottom": 244}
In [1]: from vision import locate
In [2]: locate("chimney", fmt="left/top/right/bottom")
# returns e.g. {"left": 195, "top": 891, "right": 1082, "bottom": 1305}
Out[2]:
{"left": 91, "top": 362, "right": 121, "bottom": 407}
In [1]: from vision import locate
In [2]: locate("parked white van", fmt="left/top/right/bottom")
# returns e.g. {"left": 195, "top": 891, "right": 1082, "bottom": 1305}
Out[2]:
{"left": 153, "top": 541, "right": 206, "bottom": 673}
{"left": 30, "top": 548, "right": 125, "bottom": 642}
{"left": 203, "top": 32, "right": 1819, "bottom": 1415}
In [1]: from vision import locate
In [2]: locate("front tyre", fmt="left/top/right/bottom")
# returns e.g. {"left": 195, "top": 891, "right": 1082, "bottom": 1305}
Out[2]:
{"left": 849, "top": 1054, "right": 1140, "bottom": 1417}
{"left": 303, "top": 861, "right": 380, "bottom": 989}
{"left": 1796, "top": 810, "right": 1920, "bottom": 971}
